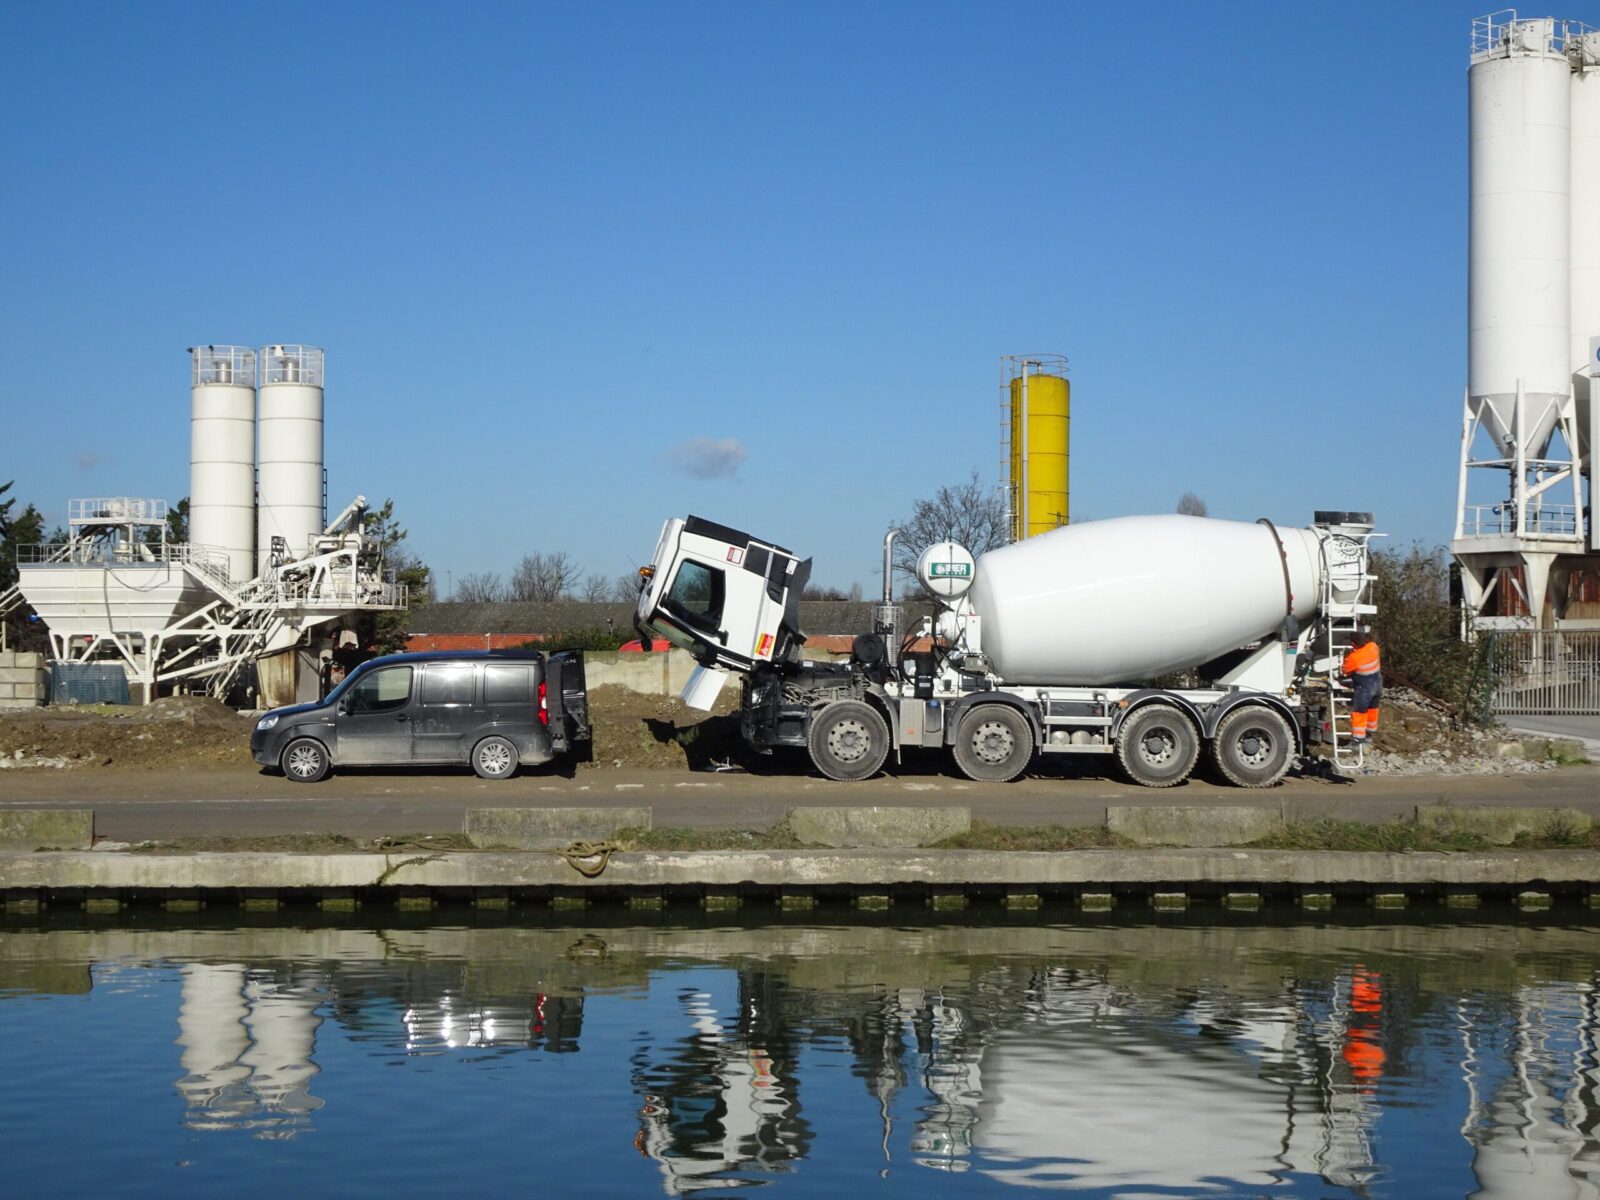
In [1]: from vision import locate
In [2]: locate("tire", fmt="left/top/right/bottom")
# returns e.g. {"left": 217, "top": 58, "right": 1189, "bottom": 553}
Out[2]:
{"left": 807, "top": 700, "right": 890, "bottom": 782}
{"left": 472, "top": 736, "right": 520, "bottom": 780}
{"left": 1114, "top": 703, "right": 1199, "bottom": 788}
{"left": 952, "top": 703, "right": 1034, "bottom": 783}
{"left": 281, "top": 737, "right": 331, "bottom": 784}
{"left": 1209, "top": 705, "right": 1295, "bottom": 788}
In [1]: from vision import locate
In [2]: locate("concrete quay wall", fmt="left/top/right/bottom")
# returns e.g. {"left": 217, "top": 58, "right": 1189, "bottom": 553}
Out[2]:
{"left": 6, "top": 848, "right": 1600, "bottom": 911}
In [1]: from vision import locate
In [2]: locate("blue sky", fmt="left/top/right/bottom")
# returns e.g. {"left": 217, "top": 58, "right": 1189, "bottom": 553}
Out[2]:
{"left": 0, "top": 1, "right": 1521, "bottom": 593}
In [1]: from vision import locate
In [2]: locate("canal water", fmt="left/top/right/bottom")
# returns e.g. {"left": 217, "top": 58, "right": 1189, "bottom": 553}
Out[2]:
{"left": 3, "top": 910, "right": 1600, "bottom": 1198}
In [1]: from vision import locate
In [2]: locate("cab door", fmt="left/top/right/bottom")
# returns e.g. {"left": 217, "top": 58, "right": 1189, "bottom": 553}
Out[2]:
{"left": 336, "top": 665, "right": 417, "bottom": 764}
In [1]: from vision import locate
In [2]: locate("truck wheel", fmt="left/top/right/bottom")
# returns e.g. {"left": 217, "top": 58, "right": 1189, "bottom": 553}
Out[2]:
{"left": 807, "top": 700, "right": 890, "bottom": 782}
{"left": 1115, "top": 703, "right": 1198, "bottom": 788}
{"left": 472, "top": 736, "right": 520, "bottom": 780}
{"left": 281, "top": 737, "right": 331, "bottom": 784}
{"left": 1209, "top": 706, "right": 1294, "bottom": 788}
{"left": 952, "top": 704, "right": 1034, "bottom": 783}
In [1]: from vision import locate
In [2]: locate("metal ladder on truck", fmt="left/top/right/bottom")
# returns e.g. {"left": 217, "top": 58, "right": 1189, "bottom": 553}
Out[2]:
{"left": 1315, "top": 522, "right": 1380, "bottom": 773}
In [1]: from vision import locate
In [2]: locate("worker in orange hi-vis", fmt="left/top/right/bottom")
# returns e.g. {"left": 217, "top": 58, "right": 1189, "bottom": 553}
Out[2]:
{"left": 1341, "top": 630, "right": 1383, "bottom": 745}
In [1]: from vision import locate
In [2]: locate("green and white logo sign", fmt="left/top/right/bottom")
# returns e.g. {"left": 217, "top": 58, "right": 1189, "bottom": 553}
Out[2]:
{"left": 929, "top": 562, "right": 973, "bottom": 579}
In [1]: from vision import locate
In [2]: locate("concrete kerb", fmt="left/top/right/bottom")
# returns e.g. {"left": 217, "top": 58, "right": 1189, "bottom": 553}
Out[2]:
{"left": 1414, "top": 805, "right": 1592, "bottom": 846}
{"left": 0, "top": 809, "right": 93, "bottom": 851}
{"left": 1106, "top": 804, "right": 1284, "bottom": 848}
{"left": 787, "top": 806, "right": 972, "bottom": 849}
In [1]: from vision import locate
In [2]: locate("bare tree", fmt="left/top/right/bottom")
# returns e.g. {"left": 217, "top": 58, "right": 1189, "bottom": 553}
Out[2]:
{"left": 509, "top": 551, "right": 582, "bottom": 602}
{"left": 456, "top": 572, "right": 504, "bottom": 603}
{"left": 612, "top": 572, "right": 642, "bottom": 603}
{"left": 1176, "top": 491, "right": 1208, "bottom": 517}
{"left": 893, "top": 469, "right": 1010, "bottom": 578}
{"left": 580, "top": 573, "right": 612, "bottom": 603}
{"left": 848, "top": 581, "right": 864, "bottom": 603}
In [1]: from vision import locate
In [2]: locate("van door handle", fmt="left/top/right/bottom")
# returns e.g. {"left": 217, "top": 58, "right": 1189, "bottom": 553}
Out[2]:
{"left": 395, "top": 714, "right": 409, "bottom": 722}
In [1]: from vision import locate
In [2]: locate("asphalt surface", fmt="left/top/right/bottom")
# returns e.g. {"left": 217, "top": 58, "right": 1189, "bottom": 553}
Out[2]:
{"left": 2, "top": 759, "right": 1598, "bottom": 841}
{"left": 1502, "top": 714, "right": 1600, "bottom": 753}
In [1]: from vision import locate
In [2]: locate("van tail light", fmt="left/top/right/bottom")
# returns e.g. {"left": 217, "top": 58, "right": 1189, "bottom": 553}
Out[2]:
{"left": 538, "top": 680, "right": 549, "bottom": 726}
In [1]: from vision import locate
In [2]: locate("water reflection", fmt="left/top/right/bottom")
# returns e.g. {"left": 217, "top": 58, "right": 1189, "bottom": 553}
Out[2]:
{"left": 175, "top": 964, "right": 323, "bottom": 1135}
{"left": 5, "top": 917, "right": 1600, "bottom": 1196}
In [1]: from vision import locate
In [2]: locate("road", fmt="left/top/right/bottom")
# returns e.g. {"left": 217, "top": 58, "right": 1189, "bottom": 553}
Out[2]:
{"left": 2, "top": 760, "right": 1598, "bottom": 841}
{"left": 1502, "top": 714, "right": 1600, "bottom": 754}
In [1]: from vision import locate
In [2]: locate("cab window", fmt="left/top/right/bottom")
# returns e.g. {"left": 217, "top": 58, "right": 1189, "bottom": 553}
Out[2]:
{"left": 349, "top": 666, "right": 412, "bottom": 713}
{"left": 421, "top": 663, "right": 475, "bottom": 706}
{"left": 665, "top": 561, "right": 725, "bottom": 630}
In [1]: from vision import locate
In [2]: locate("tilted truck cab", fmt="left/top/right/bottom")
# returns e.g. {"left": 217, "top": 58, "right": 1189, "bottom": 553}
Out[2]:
{"left": 635, "top": 516, "right": 812, "bottom": 673}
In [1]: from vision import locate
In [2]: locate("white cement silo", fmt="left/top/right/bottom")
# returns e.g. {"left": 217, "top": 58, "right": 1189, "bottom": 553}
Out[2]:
{"left": 188, "top": 345, "right": 257, "bottom": 583}
{"left": 256, "top": 345, "right": 325, "bottom": 572}
{"left": 1469, "top": 17, "right": 1572, "bottom": 457}
{"left": 1571, "top": 30, "right": 1600, "bottom": 466}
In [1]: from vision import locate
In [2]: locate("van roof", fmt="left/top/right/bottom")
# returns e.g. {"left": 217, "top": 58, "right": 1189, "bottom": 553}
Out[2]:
{"left": 353, "top": 649, "right": 546, "bottom": 669}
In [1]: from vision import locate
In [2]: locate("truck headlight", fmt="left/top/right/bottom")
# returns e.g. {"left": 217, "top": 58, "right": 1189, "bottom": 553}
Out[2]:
{"left": 256, "top": 714, "right": 279, "bottom": 731}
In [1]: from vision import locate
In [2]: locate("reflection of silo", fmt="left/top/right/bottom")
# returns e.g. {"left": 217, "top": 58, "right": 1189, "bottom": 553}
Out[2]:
{"left": 1573, "top": 31, "right": 1600, "bottom": 466}
{"left": 1004, "top": 356, "right": 1069, "bottom": 541}
{"left": 176, "top": 963, "right": 253, "bottom": 1129}
{"left": 256, "top": 345, "right": 325, "bottom": 572}
{"left": 1469, "top": 18, "right": 1571, "bottom": 457}
{"left": 188, "top": 347, "right": 257, "bottom": 583}
{"left": 240, "top": 977, "right": 323, "bottom": 1120}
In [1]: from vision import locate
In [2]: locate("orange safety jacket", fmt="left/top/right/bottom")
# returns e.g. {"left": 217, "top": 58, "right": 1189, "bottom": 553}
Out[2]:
{"left": 1342, "top": 642, "right": 1381, "bottom": 676}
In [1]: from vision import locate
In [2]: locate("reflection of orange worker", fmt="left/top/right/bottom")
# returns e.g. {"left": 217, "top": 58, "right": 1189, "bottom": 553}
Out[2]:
{"left": 1342, "top": 966, "right": 1386, "bottom": 1091}
{"left": 1341, "top": 631, "right": 1383, "bottom": 745}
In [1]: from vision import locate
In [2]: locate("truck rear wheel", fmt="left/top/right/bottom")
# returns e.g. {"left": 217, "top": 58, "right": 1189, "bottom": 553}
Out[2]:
{"left": 807, "top": 700, "right": 890, "bottom": 782}
{"left": 952, "top": 704, "right": 1034, "bottom": 783}
{"left": 1209, "top": 706, "right": 1294, "bottom": 788}
{"left": 1115, "top": 703, "right": 1198, "bottom": 788}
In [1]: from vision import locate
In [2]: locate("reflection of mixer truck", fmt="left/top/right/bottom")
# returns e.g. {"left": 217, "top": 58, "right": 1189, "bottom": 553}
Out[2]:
{"left": 634, "top": 511, "right": 1378, "bottom": 787}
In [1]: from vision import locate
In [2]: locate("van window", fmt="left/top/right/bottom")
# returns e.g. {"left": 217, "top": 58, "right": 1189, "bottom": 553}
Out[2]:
{"left": 484, "top": 664, "right": 534, "bottom": 705}
{"left": 421, "top": 663, "right": 475, "bottom": 706}
{"left": 665, "top": 560, "right": 725, "bottom": 630}
{"left": 349, "top": 666, "right": 412, "bottom": 713}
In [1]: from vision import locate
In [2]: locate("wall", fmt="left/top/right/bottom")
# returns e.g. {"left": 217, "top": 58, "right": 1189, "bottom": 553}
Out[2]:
{"left": 0, "top": 651, "right": 48, "bottom": 709}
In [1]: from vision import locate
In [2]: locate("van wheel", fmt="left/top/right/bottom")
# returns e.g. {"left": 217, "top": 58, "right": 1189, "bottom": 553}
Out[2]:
{"left": 952, "top": 704, "right": 1034, "bottom": 783}
{"left": 472, "top": 736, "right": 519, "bottom": 780}
{"left": 1209, "top": 706, "right": 1294, "bottom": 788}
{"left": 281, "top": 738, "right": 331, "bottom": 784}
{"left": 1115, "top": 704, "right": 1198, "bottom": 788}
{"left": 807, "top": 700, "right": 890, "bottom": 782}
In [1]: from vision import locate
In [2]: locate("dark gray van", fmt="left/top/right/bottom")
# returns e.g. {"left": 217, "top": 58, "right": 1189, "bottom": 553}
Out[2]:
{"left": 250, "top": 650, "right": 589, "bottom": 783}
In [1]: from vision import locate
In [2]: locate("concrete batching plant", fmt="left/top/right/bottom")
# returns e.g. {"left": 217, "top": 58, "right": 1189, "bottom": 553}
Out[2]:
{"left": 1454, "top": 12, "right": 1600, "bottom": 630}
{"left": 7, "top": 346, "right": 405, "bottom": 706}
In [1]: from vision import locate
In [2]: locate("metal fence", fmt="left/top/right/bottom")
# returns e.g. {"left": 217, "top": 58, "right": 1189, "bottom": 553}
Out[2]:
{"left": 1490, "top": 631, "right": 1600, "bottom": 716}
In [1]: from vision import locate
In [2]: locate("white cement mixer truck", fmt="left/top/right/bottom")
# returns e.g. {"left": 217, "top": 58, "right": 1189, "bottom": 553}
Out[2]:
{"left": 633, "top": 512, "right": 1377, "bottom": 787}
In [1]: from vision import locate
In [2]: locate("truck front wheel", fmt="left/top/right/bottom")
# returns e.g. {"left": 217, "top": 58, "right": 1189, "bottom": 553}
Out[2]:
{"left": 952, "top": 704, "right": 1034, "bottom": 783}
{"left": 1115, "top": 703, "right": 1199, "bottom": 788}
{"left": 807, "top": 700, "right": 890, "bottom": 782}
{"left": 1209, "top": 706, "right": 1294, "bottom": 788}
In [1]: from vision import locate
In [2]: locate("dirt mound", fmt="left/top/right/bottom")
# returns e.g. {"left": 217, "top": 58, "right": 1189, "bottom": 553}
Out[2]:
{"left": 1360, "top": 688, "right": 1553, "bottom": 777}
{"left": 137, "top": 694, "right": 245, "bottom": 730}
{"left": 582, "top": 684, "right": 746, "bottom": 771}
{"left": 0, "top": 702, "right": 254, "bottom": 770}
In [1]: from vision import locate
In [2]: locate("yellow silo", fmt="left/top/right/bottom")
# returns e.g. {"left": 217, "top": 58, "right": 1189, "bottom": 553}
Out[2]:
{"left": 1007, "top": 362, "right": 1069, "bottom": 540}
